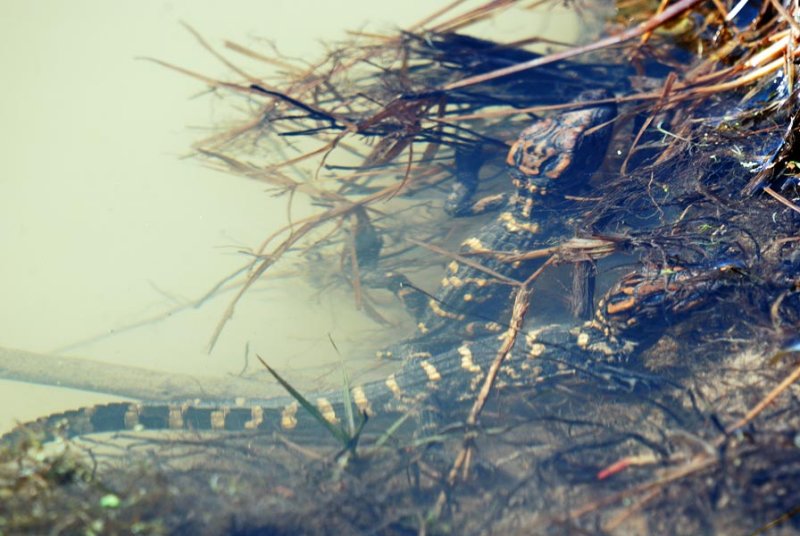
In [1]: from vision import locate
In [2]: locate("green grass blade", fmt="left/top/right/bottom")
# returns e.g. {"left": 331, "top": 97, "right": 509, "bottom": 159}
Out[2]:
{"left": 374, "top": 412, "right": 413, "bottom": 448}
{"left": 340, "top": 368, "right": 356, "bottom": 436}
{"left": 257, "top": 354, "right": 351, "bottom": 446}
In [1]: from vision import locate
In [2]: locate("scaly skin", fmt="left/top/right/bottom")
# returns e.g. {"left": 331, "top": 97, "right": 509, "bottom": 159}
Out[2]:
{"left": 1, "top": 88, "right": 742, "bottom": 448}
{"left": 0, "top": 258, "right": 740, "bottom": 447}
{"left": 382, "top": 89, "right": 616, "bottom": 351}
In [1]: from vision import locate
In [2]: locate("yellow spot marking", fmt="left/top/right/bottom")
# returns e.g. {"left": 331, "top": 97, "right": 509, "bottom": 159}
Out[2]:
{"left": 525, "top": 329, "right": 540, "bottom": 346}
{"left": 385, "top": 374, "right": 403, "bottom": 397}
{"left": 522, "top": 197, "right": 535, "bottom": 219}
{"left": 316, "top": 398, "right": 338, "bottom": 424}
{"left": 458, "top": 344, "right": 482, "bottom": 373}
{"left": 168, "top": 406, "right": 184, "bottom": 429}
{"left": 474, "top": 193, "right": 505, "bottom": 211}
{"left": 281, "top": 402, "right": 299, "bottom": 429}
{"left": 592, "top": 340, "right": 621, "bottom": 356}
{"left": 462, "top": 237, "right": 487, "bottom": 252}
{"left": 463, "top": 293, "right": 473, "bottom": 301}
{"left": 501, "top": 365, "right": 520, "bottom": 380}
{"left": 499, "top": 211, "right": 540, "bottom": 234}
{"left": 417, "top": 322, "right": 429, "bottom": 335}
{"left": 506, "top": 140, "right": 521, "bottom": 167}
{"left": 429, "top": 299, "right": 465, "bottom": 320}
{"left": 584, "top": 319, "right": 604, "bottom": 331}
{"left": 448, "top": 261, "right": 460, "bottom": 273}
{"left": 351, "top": 386, "right": 372, "bottom": 415}
{"left": 577, "top": 332, "right": 590, "bottom": 348}
{"left": 498, "top": 329, "right": 516, "bottom": 344}
{"left": 234, "top": 397, "right": 246, "bottom": 407}
{"left": 420, "top": 360, "right": 442, "bottom": 382}
{"left": 124, "top": 404, "right": 141, "bottom": 430}
{"left": 442, "top": 276, "right": 464, "bottom": 288}
{"left": 484, "top": 321, "right": 502, "bottom": 332}
{"left": 470, "top": 373, "right": 484, "bottom": 392}
{"left": 528, "top": 343, "right": 546, "bottom": 357}
{"left": 245, "top": 406, "right": 264, "bottom": 429}
{"left": 606, "top": 297, "right": 636, "bottom": 315}
{"left": 211, "top": 408, "right": 228, "bottom": 430}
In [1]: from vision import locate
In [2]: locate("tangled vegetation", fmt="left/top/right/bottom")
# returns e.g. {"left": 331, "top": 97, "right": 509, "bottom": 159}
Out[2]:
{"left": 4, "top": 0, "right": 800, "bottom": 534}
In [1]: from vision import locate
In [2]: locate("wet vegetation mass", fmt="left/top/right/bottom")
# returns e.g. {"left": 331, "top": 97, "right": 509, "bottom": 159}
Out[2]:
{"left": 4, "top": 1, "right": 800, "bottom": 534}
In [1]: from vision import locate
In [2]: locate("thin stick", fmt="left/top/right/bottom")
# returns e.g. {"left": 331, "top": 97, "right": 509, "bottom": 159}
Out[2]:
{"left": 433, "top": 257, "right": 552, "bottom": 518}
{"left": 726, "top": 359, "right": 800, "bottom": 433}
{"left": 443, "top": 0, "right": 704, "bottom": 90}
{"left": 408, "top": 0, "right": 469, "bottom": 31}
{"left": 0, "top": 345, "right": 278, "bottom": 401}
{"left": 181, "top": 22, "right": 263, "bottom": 85}
{"left": 763, "top": 186, "right": 800, "bottom": 216}
{"left": 405, "top": 237, "right": 520, "bottom": 285}
{"left": 620, "top": 72, "right": 678, "bottom": 175}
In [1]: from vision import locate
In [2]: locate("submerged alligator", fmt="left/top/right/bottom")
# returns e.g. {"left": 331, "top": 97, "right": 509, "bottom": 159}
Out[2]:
{"left": 0, "top": 259, "right": 740, "bottom": 447}
{"left": 0, "top": 87, "right": 744, "bottom": 447}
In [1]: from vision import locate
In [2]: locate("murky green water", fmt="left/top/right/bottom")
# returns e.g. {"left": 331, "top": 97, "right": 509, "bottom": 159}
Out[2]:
{"left": 0, "top": 1, "right": 589, "bottom": 433}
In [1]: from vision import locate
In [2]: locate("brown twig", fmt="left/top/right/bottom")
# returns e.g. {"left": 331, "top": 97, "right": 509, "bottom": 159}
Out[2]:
{"left": 443, "top": 0, "right": 704, "bottom": 91}
{"left": 725, "top": 358, "right": 800, "bottom": 433}
{"left": 405, "top": 237, "right": 520, "bottom": 286}
{"left": 620, "top": 72, "right": 678, "bottom": 175}
{"left": 763, "top": 185, "right": 800, "bottom": 216}
{"left": 181, "top": 22, "right": 264, "bottom": 85}
{"left": 0, "top": 345, "right": 279, "bottom": 402}
{"left": 208, "top": 174, "right": 419, "bottom": 351}
{"left": 431, "top": 257, "right": 553, "bottom": 518}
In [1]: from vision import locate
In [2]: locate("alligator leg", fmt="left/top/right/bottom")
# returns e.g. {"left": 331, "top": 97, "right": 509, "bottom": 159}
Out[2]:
{"left": 444, "top": 143, "right": 508, "bottom": 217}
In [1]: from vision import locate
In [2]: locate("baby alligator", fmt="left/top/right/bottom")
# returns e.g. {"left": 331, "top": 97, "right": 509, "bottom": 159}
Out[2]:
{"left": 0, "top": 90, "right": 739, "bottom": 447}
{"left": 1, "top": 259, "right": 741, "bottom": 447}
{"left": 361, "top": 88, "right": 616, "bottom": 362}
